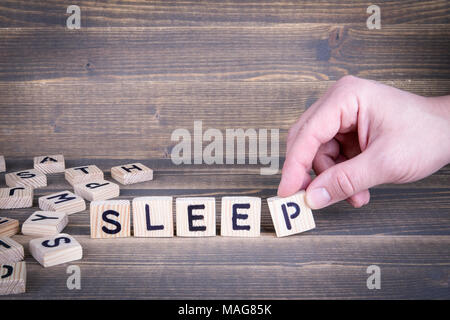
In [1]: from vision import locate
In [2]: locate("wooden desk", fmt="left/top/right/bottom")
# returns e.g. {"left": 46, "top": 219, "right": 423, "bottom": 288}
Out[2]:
{"left": 0, "top": 0, "right": 449, "bottom": 299}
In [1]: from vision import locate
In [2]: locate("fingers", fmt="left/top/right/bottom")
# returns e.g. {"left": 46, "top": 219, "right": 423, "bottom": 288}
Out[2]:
{"left": 286, "top": 88, "right": 333, "bottom": 154}
{"left": 278, "top": 76, "right": 368, "bottom": 198}
{"left": 312, "top": 139, "right": 370, "bottom": 208}
{"left": 278, "top": 91, "right": 353, "bottom": 197}
{"left": 346, "top": 190, "right": 370, "bottom": 208}
{"left": 306, "top": 150, "right": 381, "bottom": 209}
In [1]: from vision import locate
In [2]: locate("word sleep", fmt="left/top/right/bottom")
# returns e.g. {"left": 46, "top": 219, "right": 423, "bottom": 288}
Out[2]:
{"left": 0, "top": 155, "right": 316, "bottom": 295}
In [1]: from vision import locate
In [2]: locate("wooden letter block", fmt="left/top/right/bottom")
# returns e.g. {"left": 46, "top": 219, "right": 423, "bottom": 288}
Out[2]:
{"left": 5, "top": 169, "right": 47, "bottom": 189}
{"left": 34, "top": 154, "right": 65, "bottom": 174}
{"left": 0, "top": 186, "right": 33, "bottom": 209}
{"left": 111, "top": 162, "right": 153, "bottom": 185}
{"left": 74, "top": 180, "right": 120, "bottom": 201}
{"left": 29, "top": 233, "right": 82, "bottom": 268}
{"left": 267, "top": 191, "right": 316, "bottom": 237}
{"left": 132, "top": 197, "right": 173, "bottom": 237}
{"left": 221, "top": 197, "right": 261, "bottom": 237}
{"left": 65, "top": 165, "right": 104, "bottom": 186}
{"left": 90, "top": 200, "right": 130, "bottom": 239}
{"left": 0, "top": 261, "right": 26, "bottom": 295}
{"left": 0, "top": 155, "right": 5, "bottom": 172}
{"left": 0, "top": 217, "right": 19, "bottom": 237}
{"left": 22, "top": 211, "right": 68, "bottom": 237}
{"left": 39, "top": 190, "right": 86, "bottom": 215}
{"left": 0, "top": 237, "right": 24, "bottom": 264}
{"left": 176, "top": 198, "right": 216, "bottom": 237}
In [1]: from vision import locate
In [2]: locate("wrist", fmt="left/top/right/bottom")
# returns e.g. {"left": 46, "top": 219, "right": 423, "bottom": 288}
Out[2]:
{"left": 426, "top": 95, "right": 450, "bottom": 164}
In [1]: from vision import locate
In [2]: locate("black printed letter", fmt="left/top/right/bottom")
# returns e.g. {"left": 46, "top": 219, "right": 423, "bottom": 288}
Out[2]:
{"left": 281, "top": 202, "right": 301, "bottom": 230}
{"left": 232, "top": 203, "right": 251, "bottom": 231}
{"left": 145, "top": 204, "right": 164, "bottom": 231}
{"left": 101, "top": 210, "right": 122, "bottom": 234}
{"left": 188, "top": 204, "right": 206, "bottom": 232}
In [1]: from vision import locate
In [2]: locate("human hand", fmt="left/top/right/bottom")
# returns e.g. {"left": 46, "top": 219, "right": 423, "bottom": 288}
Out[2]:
{"left": 278, "top": 76, "right": 450, "bottom": 209}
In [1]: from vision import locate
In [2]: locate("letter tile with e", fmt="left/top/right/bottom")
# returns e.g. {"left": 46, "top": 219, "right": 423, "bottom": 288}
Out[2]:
{"left": 221, "top": 197, "right": 261, "bottom": 237}
{"left": 176, "top": 198, "right": 216, "bottom": 237}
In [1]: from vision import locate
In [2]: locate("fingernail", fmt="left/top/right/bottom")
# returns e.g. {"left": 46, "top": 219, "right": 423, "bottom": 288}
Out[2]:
{"left": 306, "top": 188, "right": 331, "bottom": 209}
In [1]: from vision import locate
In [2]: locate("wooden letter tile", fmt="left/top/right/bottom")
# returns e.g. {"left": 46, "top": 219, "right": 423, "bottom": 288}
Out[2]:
{"left": 5, "top": 169, "right": 47, "bottom": 189}
{"left": 132, "top": 197, "right": 173, "bottom": 237}
{"left": 221, "top": 197, "right": 261, "bottom": 237}
{"left": 0, "top": 155, "right": 5, "bottom": 172}
{"left": 74, "top": 180, "right": 120, "bottom": 201}
{"left": 267, "top": 191, "right": 315, "bottom": 237}
{"left": 34, "top": 154, "right": 65, "bottom": 174}
{"left": 65, "top": 165, "right": 104, "bottom": 186}
{"left": 0, "top": 187, "right": 33, "bottom": 209}
{"left": 111, "top": 162, "right": 153, "bottom": 185}
{"left": 29, "top": 233, "right": 82, "bottom": 268}
{"left": 176, "top": 197, "right": 216, "bottom": 237}
{"left": 90, "top": 200, "right": 130, "bottom": 239}
{"left": 22, "top": 211, "right": 68, "bottom": 237}
{"left": 0, "top": 261, "right": 26, "bottom": 295}
{"left": 39, "top": 190, "right": 86, "bottom": 215}
{"left": 0, "top": 217, "right": 19, "bottom": 237}
{"left": 0, "top": 237, "right": 24, "bottom": 264}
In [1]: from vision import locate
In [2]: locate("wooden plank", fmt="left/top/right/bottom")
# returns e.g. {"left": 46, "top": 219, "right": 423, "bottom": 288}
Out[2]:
{"left": 3, "top": 159, "right": 450, "bottom": 191}
{"left": 0, "top": 235, "right": 448, "bottom": 299}
{"left": 0, "top": 80, "right": 449, "bottom": 159}
{"left": 0, "top": 0, "right": 448, "bottom": 27}
{"left": 0, "top": 25, "right": 449, "bottom": 82}
{"left": 1, "top": 165, "right": 449, "bottom": 236}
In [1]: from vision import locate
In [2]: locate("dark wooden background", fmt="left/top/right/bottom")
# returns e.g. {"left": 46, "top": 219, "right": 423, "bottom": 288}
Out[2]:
{"left": 0, "top": 0, "right": 449, "bottom": 299}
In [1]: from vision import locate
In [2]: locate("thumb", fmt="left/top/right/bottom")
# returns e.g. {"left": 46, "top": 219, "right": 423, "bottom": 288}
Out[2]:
{"left": 305, "top": 151, "right": 383, "bottom": 209}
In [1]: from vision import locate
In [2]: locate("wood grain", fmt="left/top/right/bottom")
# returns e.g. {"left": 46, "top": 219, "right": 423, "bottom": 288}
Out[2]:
{"left": 0, "top": 0, "right": 448, "bottom": 27}
{"left": 21, "top": 211, "right": 68, "bottom": 237}
{"left": 1, "top": 234, "right": 448, "bottom": 299}
{"left": 0, "top": 0, "right": 448, "bottom": 300}
{"left": 0, "top": 25, "right": 449, "bottom": 82}
{"left": 0, "top": 261, "right": 26, "bottom": 295}
{"left": 221, "top": 196, "right": 261, "bottom": 237}
{"left": 0, "top": 237, "right": 24, "bottom": 264}
{"left": 29, "top": 233, "right": 82, "bottom": 267}
{"left": 132, "top": 196, "right": 174, "bottom": 238}
{"left": 0, "top": 186, "right": 33, "bottom": 209}
{"left": 1, "top": 165, "right": 450, "bottom": 237}
{"left": 0, "top": 81, "right": 448, "bottom": 159}
{"left": 90, "top": 200, "right": 131, "bottom": 238}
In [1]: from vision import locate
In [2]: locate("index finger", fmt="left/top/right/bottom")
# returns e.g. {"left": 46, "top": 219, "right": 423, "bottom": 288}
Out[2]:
{"left": 277, "top": 84, "right": 360, "bottom": 197}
